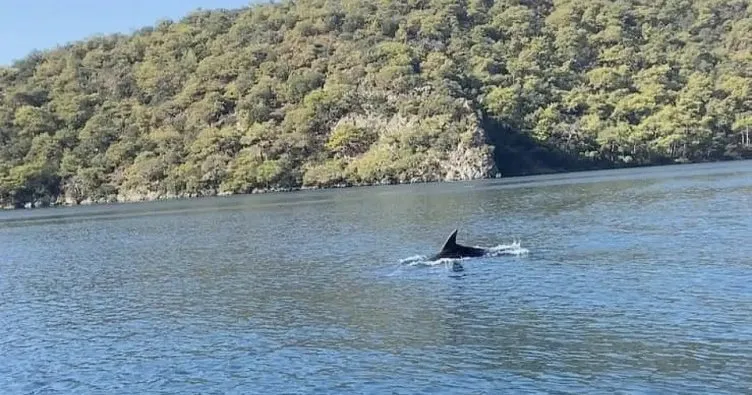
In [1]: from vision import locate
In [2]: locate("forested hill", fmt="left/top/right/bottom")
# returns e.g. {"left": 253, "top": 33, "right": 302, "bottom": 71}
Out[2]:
{"left": 1, "top": 0, "right": 751, "bottom": 208}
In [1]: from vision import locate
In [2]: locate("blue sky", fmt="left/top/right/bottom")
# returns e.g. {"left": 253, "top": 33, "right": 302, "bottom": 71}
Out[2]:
{"left": 0, "top": 0, "right": 257, "bottom": 66}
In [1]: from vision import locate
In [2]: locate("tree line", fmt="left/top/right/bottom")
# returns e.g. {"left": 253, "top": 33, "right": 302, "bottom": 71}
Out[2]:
{"left": 1, "top": 0, "right": 750, "bottom": 207}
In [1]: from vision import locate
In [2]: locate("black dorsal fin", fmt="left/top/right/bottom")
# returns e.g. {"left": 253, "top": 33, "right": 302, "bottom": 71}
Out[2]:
{"left": 440, "top": 229, "right": 459, "bottom": 251}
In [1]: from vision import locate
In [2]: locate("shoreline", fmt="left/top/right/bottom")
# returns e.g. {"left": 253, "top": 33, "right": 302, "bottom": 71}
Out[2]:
{"left": 3, "top": 157, "right": 747, "bottom": 212}
{"left": 2, "top": 177, "right": 457, "bottom": 211}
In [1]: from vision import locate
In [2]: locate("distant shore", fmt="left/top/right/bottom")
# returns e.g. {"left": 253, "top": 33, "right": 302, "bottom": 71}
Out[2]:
{"left": 5, "top": 157, "right": 746, "bottom": 211}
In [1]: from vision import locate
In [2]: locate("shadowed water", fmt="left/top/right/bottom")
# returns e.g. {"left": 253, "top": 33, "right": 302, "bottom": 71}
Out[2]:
{"left": 1, "top": 160, "right": 752, "bottom": 393}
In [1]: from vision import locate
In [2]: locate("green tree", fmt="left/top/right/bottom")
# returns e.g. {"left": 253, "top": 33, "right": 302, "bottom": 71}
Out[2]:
{"left": 0, "top": 0, "right": 750, "bottom": 207}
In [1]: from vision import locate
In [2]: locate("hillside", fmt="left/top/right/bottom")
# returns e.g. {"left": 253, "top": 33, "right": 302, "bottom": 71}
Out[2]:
{"left": 1, "top": 0, "right": 751, "bottom": 208}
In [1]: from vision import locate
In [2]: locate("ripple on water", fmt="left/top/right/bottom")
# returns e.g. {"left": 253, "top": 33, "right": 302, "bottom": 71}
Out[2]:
{"left": 1, "top": 161, "right": 752, "bottom": 393}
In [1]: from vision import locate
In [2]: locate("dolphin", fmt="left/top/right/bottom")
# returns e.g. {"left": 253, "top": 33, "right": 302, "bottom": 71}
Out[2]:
{"left": 428, "top": 229, "right": 487, "bottom": 262}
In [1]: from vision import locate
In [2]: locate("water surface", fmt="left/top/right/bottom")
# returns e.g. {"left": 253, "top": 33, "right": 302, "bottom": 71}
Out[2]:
{"left": 2, "top": 161, "right": 752, "bottom": 393}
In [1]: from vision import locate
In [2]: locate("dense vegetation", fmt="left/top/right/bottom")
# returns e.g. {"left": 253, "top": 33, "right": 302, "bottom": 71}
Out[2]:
{"left": 1, "top": 0, "right": 751, "bottom": 208}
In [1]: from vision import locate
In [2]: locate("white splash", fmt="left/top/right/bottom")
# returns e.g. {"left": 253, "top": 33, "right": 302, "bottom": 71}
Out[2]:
{"left": 483, "top": 239, "right": 529, "bottom": 257}
{"left": 399, "top": 239, "right": 529, "bottom": 268}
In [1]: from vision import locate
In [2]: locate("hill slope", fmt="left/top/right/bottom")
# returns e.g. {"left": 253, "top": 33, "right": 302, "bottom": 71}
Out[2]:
{"left": 1, "top": 0, "right": 751, "bottom": 207}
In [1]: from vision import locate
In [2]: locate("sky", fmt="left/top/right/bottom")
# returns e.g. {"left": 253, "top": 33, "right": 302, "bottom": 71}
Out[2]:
{"left": 0, "top": 0, "right": 257, "bottom": 66}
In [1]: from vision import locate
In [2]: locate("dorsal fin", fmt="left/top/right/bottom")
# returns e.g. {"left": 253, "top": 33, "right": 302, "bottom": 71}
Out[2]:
{"left": 440, "top": 229, "right": 459, "bottom": 251}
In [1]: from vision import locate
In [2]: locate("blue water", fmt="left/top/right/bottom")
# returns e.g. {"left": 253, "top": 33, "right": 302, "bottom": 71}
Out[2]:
{"left": 1, "top": 160, "right": 752, "bottom": 393}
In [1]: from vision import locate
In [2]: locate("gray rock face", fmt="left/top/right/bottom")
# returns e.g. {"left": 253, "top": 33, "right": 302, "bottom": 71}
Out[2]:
{"left": 440, "top": 112, "right": 499, "bottom": 182}
{"left": 443, "top": 144, "right": 498, "bottom": 181}
{"left": 442, "top": 123, "right": 498, "bottom": 181}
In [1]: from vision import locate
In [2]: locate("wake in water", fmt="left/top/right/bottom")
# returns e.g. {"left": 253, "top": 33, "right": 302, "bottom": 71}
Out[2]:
{"left": 399, "top": 239, "right": 530, "bottom": 268}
